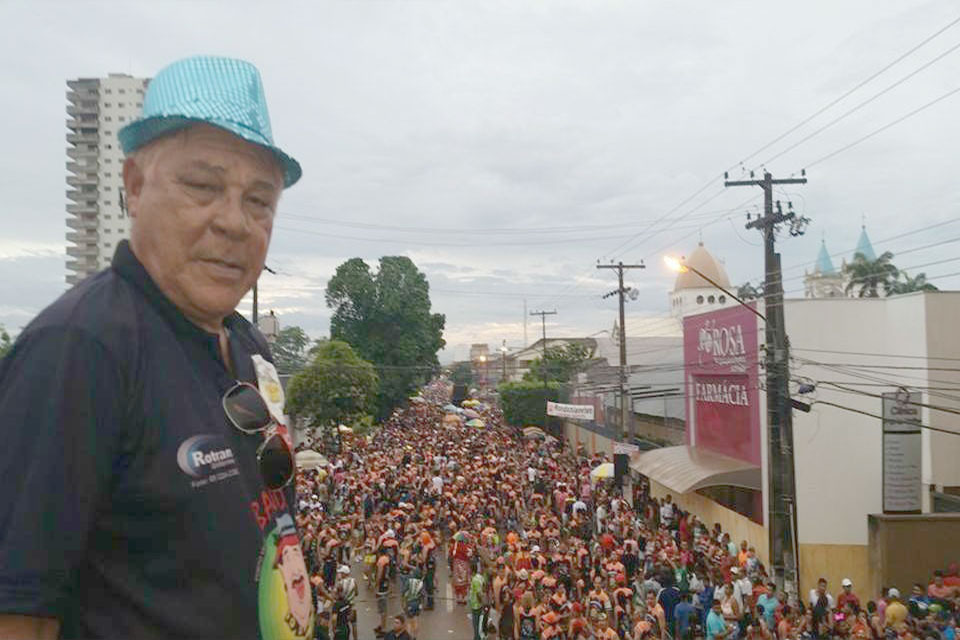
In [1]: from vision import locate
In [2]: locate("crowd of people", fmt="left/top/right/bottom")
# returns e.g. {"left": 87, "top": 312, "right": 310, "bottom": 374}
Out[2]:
{"left": 294, "top": 381, "right": 960, "bottom": 640}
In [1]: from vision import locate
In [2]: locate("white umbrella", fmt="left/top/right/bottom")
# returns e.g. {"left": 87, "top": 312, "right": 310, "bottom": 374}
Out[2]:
{"left": 295, "top": 449, "right": 329, "bottom": 470}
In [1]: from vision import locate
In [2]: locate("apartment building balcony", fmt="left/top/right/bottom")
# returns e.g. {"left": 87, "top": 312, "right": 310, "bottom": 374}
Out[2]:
{"left": 66, "top": 230, "right": 98, "bottom": 245}
{"left": 67, "top": 245, "right": 99, "bottom": 258}
{"left": 66, "top": 259, "right": 98, "bottom": 284}
{"left": 66, "top": 160, "right": 98, "bottom": 175}
{"left": 66, "top": 131, "right": 99, "bottom": 145}
{"left": 66, "top": 173, "right": 98, "bottom": 188}
{"left": 66, "top": 201, "right": 97, "bottom": 215}
{"left": 66, "top": 217, "right": 98, "bottom": 231}
{"left": 66, "top": 116, "right": 98, "bottom": 131}
{"left": 66, "top": 146, "right": 98, "bottom": 160}
{"left": 66, "top": 187, "right": 98, "bottom": 202}
{"left": 66, "top": 103, "right": 98, "bottom": 117}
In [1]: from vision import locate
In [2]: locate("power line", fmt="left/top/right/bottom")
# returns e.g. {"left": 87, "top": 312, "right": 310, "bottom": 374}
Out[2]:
{"left": 804, "top": 84, "right": 960, "bottom": 171}
{"left": 734, "top": 15, "right": 960, "bottom": 169}
{"left": 760, "top": 39, "right": 960, "bottom": 168}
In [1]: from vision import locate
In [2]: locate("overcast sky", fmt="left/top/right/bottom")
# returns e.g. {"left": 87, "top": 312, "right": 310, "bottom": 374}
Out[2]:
{"left": 2, "top": 0, "right": 959, "bottom": 361}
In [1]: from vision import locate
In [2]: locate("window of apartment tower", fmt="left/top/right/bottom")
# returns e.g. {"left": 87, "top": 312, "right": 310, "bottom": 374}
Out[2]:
{"left": 696, "top": 295, "right": 704, "bottom": 304}
{"left": 707, "top": 295, "right": 715, "bottom": 304}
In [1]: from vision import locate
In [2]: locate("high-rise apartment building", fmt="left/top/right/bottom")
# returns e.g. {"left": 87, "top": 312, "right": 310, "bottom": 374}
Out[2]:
{"left": 65, "top": 73, "right": 149, "bottom": 285}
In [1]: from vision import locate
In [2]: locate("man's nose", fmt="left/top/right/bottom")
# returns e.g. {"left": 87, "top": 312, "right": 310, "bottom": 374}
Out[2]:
{"left": 211, "top": 189, "right": 251, "bottom": 238}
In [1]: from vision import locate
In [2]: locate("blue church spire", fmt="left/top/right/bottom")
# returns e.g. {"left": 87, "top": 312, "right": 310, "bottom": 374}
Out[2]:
{"left": 815, "top": 240, "right": 836, "bottom": 274}
{"left": 854, "top": 225, "right": 876, "bottom": 261}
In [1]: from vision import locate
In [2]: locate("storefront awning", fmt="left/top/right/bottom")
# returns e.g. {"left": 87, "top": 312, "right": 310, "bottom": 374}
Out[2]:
{"left": 630, "top": 445, "right": 761, "bottom": 494}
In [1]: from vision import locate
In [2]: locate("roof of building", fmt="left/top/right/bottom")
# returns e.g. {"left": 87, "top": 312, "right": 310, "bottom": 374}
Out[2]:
{"left": 854, "top": 226, "right": 876, "bottom": 261}
{"left": 673, "top": 243, "right": 731, "bottom": 291}
{"left": 815, "top": 240, "right": 836, "bottom": 274}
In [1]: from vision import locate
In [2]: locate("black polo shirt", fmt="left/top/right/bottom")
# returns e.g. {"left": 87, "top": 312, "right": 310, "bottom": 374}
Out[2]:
{"left": 0, "top": 241, "right": 314, "bottom": 639}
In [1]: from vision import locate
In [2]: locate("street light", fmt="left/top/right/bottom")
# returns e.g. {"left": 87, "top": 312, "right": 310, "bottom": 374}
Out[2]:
{"left": 663, "top": 255, "right": 766, "bottom": 322}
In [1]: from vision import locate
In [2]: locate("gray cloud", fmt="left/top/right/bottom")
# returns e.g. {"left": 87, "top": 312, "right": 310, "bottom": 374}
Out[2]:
{"left": 1, "top": 0, "right": 958, "bottom": 361}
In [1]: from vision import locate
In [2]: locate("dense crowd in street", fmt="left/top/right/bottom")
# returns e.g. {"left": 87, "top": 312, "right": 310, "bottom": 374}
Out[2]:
{"left": 295, "top": 381, "right": 960, "bottom": 640}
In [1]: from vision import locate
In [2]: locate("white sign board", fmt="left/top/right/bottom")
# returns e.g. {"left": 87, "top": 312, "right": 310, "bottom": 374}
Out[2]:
{"left": 882, "top": 390, "right": 922, "bottom": 513}
{"left": 613, "top": 442, "right": 639, "bottom": 455}
{"left": 546, "top": 401, "right": 595, "bottom": 421}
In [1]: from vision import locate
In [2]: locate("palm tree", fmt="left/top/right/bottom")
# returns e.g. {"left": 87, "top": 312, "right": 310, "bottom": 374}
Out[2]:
{"left": 887, "top": 271, "right": 939, "bottom": 296}
{"left": 843, "top": 251, "right": 899, "bottom": 298}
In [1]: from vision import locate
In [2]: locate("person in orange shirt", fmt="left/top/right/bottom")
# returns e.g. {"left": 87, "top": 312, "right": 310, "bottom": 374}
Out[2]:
{"left": 737, "top": 540, "right": 750, "bottom": 567}
{"left": 592, "top": 613, "right": 620, "bottom": 640}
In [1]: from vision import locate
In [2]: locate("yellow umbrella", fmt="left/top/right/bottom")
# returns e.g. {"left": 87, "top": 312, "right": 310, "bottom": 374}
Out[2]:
{"left": 589, "top": 462, "right": 615, "bottom": 482}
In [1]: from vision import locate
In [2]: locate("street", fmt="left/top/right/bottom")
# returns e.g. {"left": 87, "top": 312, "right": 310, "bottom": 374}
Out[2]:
{"left": 350, "top": 554, "right": 476, "bottom": 640}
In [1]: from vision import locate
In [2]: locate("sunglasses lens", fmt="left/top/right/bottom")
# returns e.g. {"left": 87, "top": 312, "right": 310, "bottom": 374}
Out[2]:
{"left": 224, "top": 384, "right": 272, "bottom": 433}
{"left": 259, "top": 434, "right": 294, "bottom": 490}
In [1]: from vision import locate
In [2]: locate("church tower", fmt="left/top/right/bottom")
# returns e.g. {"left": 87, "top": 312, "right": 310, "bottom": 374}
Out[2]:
{"left": 804, "top": 239, "right": 844, "bottom": 298}
{"left": 669, "top": 242, "right": 734, "bottom": 318}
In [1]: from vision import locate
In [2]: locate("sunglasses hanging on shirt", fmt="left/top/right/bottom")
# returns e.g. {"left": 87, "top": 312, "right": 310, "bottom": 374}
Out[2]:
{"left": 222, "top": 382, "right": 294, "bottom": 490}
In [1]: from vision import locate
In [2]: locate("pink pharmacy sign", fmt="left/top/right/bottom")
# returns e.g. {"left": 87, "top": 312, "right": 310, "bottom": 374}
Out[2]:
{"left": 683, "top": 304, "right": 762, "bottom": 466}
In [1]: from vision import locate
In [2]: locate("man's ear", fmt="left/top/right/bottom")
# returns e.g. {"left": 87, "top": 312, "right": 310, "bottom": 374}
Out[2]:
{"left": 122, "top": 155, "right": 145, "bottom": 219}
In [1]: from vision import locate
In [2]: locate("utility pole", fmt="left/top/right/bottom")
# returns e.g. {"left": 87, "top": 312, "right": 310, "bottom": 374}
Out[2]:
{"left": 250, "top": 265, "right": 277, "bottom": 327}
{"left": 596, "top": 261, "right": 645, "bottom": 442}
{"left": 530, "top": 310, "right": 557, "bottom": 432}
{"left": 500, "top": 340, "right": 508, "bottom": 383}
{"left": 725, "top": 170, "right": 808, "bottom": 595}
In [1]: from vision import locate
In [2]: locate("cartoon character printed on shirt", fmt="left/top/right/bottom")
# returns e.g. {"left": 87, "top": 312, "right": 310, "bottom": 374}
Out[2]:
{"left": 258, "top": 512, "right": 315, "bottom": 640}
{"left": 274, "top": 518, "right": 313, "bottom": 636}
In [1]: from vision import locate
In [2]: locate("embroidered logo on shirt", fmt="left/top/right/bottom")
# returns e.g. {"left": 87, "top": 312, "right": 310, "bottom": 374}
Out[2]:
{"left": 176, "top": 434, "right": 240, "bottom": 488}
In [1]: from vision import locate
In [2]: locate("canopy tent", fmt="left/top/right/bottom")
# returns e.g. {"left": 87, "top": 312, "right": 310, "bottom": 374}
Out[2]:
{"left": 443, "top": 404, "right": 461, "bottom": 414}
{"left": 295, "top": 449, "right": 329, "bottom": 470}
{"left": 462, "top": 409, "right": 481, "bottom": 419}
{"left": 337, "top": 424, "right": 354, "bottom": 434}
{"left": 466, "top": 418, "right": 486, "bottom": 428}
{"left": 461, "top": 399, "right": 482, "bottom": 408}
{"left": 589, "top": 462, "right": 615, "bottom": 481}
{"left": 522, "top": 426, "right": 546, "bottom": 440}
{"left": 409, "top": 396, "right": 426, "bottom": 404}
{"left": 630, "top": 445, "right": 761, "bottom": 494}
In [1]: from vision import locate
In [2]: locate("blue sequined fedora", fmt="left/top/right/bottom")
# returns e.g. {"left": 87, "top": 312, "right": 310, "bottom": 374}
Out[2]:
{"left": 118, "top": 55, "right": 301, "bottom": 188}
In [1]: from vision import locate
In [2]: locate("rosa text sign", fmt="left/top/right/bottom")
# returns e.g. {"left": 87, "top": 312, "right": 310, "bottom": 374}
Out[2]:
{"left": 684, "top": 304, "right": 761, "bottom": 466}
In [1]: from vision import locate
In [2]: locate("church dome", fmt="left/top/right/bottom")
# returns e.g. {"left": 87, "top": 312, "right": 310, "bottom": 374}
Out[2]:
{"left": 673, "top": 242, "right": 731, "bottom": 291}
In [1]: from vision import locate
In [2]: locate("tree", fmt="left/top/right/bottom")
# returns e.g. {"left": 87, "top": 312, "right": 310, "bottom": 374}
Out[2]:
{"left": 498, "top": 380, "right": 568, "bottom": 428}
{"left": 286, "top": 340, "right": 379, "bottom": 441}
{"left": 271, "top": 325, "right": 312, "bottom": 374}
{"left": 0, "top": 326, "right": 11, "bottom": 359}
{"left": 523, "top": 343, "right": 592, "bottom": 384}
{"left": 888, "top": 270, "right": 939, "bottom": 295}
{"left": 326, "top": 256, "right": 446, "bottom": 419}
{"left": 737, "top": 282, "right": 761, "bottom": 301}
{"left": 843, "top": 251, "right": 899, "bottom": 298}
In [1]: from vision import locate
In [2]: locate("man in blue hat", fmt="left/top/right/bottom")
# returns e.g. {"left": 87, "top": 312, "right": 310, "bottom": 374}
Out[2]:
{"left": 0, "top": 56, "right": 309, "bottom": 639}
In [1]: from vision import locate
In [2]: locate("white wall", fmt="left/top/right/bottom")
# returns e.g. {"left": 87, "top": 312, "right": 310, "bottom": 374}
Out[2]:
{"left": 922, "top": 294, "right": 960, "bottom": 489}
{"left": 783, "top": 293, "right": 960, "bottom": 546}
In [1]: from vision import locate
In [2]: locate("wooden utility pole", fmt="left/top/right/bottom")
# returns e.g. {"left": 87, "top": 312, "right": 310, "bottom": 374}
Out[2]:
{"left": 596, "top": 261, "right": 645, "bottom": 441}
{"left": 250, "top": 265, "right": 277, "bottom": 327}
{"left": 530, "top": 310, "right": 557, "bottom": 431}
{"left": 725, "top": 170, "right": 808, "bottom": 595}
